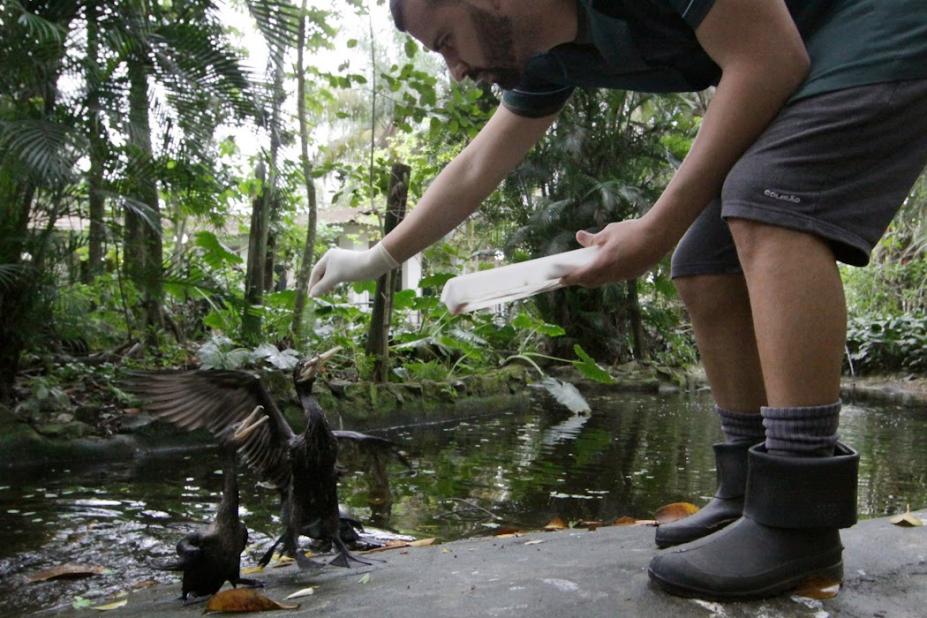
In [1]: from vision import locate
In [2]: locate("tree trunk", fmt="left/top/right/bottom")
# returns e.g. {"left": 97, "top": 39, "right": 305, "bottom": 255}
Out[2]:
{"left": 0, "top": 184, "right": 35, "bottom": 403}
{"left": 365, "top": 163, "right": 410, "bottom": 382}
{"left": 243, "top": 44, "right": 286, "bottom": 342}
{"left": 264, "top": 228, "right": 277, "bottom": 293}
{"left": 127, "top": 50, "right": 163, "bottom": 340}
{"left": 85, "top": 0, "right": 106, "bottom": 281}
{"left": 291, "top": 0, "right": 319, "bottom": 341}
{"left": 627, "top": 279, "right": 648, "bottom": 361}
{"left": 243, "top": 161, "right": 268, "bottom": 342}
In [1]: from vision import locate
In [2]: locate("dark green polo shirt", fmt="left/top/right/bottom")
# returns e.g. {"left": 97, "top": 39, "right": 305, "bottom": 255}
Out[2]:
{"left": 502, "top": 0, "right": 927, "bottom": 117}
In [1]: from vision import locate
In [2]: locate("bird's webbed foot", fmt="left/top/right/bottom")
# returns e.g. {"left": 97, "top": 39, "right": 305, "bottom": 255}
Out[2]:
{"left": 329, "top": 536, "right": 382, "bottom": 568}
{"left": 232, "top": 577, "right": 264, "bottom": 589}
{"left": 295, "top": 550, "right": 326, "bottom": 571}
{"left": 180, "top": 593, "right": 211, "bottom": 606}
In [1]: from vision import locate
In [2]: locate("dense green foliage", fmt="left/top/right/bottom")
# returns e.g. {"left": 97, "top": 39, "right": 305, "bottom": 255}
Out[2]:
{"left": 1, "top": 1, "right": 925, "bottom": 414}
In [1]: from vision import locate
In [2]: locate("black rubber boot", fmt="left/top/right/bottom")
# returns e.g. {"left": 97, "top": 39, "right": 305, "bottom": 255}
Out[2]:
{"left": 655, "top": 441, "right": 751, "bottom": 548}
{"left": 648, "top": 442, "right": 858, "bottom": 601}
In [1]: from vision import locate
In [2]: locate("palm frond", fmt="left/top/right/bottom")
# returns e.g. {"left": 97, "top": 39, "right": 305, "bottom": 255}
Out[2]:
{"left": 150, "top": 23, "right": 263, "bottom": 123}
{"left": 245, "top": 0, "right": 301, "bottom": 53}
{"left": 0, "top": 263, "right": 32, "bottom": 291}
{"left": 5, "top": 0, "right": 68, "bottom": 45}
{"left": 0, "top": 119, "right": 78, "bottom": 183}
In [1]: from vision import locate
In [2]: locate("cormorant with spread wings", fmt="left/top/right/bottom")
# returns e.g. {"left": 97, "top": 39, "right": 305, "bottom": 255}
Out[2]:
{"left": 126, "top": 347, "right": 379, "bottom": 569}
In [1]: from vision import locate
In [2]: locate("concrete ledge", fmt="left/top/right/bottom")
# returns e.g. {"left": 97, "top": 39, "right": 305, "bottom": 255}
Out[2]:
{"left": 49, "top": 509, "right": 927, "bottom": 617}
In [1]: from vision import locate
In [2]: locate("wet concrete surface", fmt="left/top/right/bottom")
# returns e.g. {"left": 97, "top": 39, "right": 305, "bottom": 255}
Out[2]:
{"left": 51, "top": 508, "right": 927, "bottom": 618}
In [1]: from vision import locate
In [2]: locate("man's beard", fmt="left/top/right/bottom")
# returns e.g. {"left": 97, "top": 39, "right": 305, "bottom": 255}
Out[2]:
{"left": 465, "top": 3, "right": 522, "bottom": 89}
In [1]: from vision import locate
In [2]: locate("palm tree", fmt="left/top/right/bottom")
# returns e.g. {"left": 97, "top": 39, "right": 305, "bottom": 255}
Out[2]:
{"left": 0, "top": 0, "right": 300, "bottom": 401}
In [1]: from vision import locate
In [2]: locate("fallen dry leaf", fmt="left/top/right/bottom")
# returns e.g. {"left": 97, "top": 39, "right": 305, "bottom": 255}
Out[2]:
{"left": 654, "top": 502, "right": 700, "bottom": 525}
{"left": 92, "top": 599, "right": 128, "bottom": 611}
{"left": 493, "top": 527, "right": 523, "bottom": 536}
{"left": 285, "top": 587, "right": 315, "bottom": 600}
{"left": 408, "top": 537, "right": 437, "bottom": 547}
{"left": 271, "top": 555, "right": 294, "bottom": 568}
{"left": 613, "top": 516, "right": 637, "bottom": 526}
{"left": 240, "top": 565, "right": 264, "bottom": 575}
{"left": 579, "top": 520, "right": 603, "bottom": 530}
{"left": 27, "top": 564, "right": 107, "bottom": 583}
{"left": 889, "top": 507, "right": 924, "bottom": 528}
{"left": 794, "top": 575, "right": 841, "bottom": 600}
{"left": 206, "top": 589, "right": 299, "bottom": 613}
{"left": 359, "top": 540, "right": 411, "bottom": 554}
{"left": 544, "top": 516, "right": 568, "bottom": 531}
{"left": 130, "top": 579, "right": 158, "bottom": 590}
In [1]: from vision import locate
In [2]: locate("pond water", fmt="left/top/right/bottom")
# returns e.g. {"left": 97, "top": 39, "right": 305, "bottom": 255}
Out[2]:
{"left": 1, "top": 391, "right": 925, "bottom": 615}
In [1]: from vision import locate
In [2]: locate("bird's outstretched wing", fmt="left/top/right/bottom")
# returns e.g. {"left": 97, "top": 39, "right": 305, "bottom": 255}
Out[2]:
{"left": 332, "top": 430, "right": 413, "bottom": 469}
{"left": 124, "top": 370, "right": 295, "bottom": 490}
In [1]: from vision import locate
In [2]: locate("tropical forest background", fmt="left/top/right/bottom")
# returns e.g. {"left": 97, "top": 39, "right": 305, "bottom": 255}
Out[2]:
{"left": 3, "top": 0, "right": 927, "bottom": 420}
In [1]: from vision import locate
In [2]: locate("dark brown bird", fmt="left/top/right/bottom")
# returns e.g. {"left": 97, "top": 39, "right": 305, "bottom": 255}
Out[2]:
{"left": 159, "top": 424, "right": 261, "bottom": 600}
{"left": 126, "top": 347, "right": 375, "bottom": 570}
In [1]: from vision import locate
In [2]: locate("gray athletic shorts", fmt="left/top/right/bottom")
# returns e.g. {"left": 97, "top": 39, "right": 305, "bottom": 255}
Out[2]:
{"left": 671, "top": 78, "right": 927, "bottom": 279}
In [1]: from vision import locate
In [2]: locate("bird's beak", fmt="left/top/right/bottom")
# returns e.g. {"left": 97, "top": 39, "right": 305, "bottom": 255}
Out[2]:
{"left": 232, "top": 406, "right": 269, "bottom": 442}
{"left": 299, "top": 346, "right": 343, "bottom": 382}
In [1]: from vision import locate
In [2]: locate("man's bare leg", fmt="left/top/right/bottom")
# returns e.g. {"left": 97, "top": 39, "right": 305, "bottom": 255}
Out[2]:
{"left": 727, "top": 219, "right": 845, "bottom": 407}
{"left": 674, "top": 273, "right": 767, "bottom": 412}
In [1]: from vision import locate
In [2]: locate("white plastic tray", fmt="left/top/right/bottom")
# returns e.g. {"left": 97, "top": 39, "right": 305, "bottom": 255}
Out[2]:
{"left": 440, "top": 247, "right": 598, "bottom": 314}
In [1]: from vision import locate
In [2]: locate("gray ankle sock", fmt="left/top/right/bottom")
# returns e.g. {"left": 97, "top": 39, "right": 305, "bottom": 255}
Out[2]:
{"left": 716, "top": 405, "right": 765, "bottom": 445}
{"left": 762, "top": 401, "right": 841, "bottom": 457}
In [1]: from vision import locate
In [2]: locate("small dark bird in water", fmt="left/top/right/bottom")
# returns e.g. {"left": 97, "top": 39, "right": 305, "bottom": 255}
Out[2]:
{"left": 159, "top": 424, "right": 261, "bottom": 600}
{"left": 126, "top": 347, "right": 391, "bottom": 570}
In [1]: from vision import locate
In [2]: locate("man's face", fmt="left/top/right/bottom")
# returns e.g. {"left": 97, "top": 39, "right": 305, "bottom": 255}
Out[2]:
{"left": 401, "top": 0, "right": 524, "bottom": 89}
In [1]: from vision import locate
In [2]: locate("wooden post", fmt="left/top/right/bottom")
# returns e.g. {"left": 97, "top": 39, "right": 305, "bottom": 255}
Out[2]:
{"left": 365, "top": 163, "right": 410, "bottom": 382}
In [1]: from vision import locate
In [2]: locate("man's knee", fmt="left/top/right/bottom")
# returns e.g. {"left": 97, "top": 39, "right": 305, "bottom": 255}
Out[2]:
{"left": 727, "top": 218, "right": 835, "bottom": 269}
{"left": 674, "top": 274, "right": 749, "bottom": 322}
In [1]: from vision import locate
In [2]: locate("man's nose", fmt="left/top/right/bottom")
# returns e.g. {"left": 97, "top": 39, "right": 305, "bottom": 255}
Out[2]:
{"left": 447, "top": 59, "right": 470, "bottom": 82}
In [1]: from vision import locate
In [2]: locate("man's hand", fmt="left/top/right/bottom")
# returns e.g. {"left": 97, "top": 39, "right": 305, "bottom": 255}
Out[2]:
{"left": 560, "top": 218, "right": 672, "bottom": 287}
{"left": 308, "top": 242, "right": 399, "bottom": 298}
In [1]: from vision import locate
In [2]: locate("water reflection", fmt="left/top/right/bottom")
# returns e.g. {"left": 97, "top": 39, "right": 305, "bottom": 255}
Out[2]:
{"left": 0, "top": 392, "right": 925, "bottom": 614}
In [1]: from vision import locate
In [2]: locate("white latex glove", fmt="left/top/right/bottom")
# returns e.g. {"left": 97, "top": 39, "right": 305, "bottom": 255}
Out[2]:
{"left": 308, "top": 242, "right": 399, "bottom": 297}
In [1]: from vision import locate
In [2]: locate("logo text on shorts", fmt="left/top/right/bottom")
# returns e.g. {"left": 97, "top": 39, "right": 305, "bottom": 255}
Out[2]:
{"left": 763, "top": 189, "right": 801, "bottom": 204}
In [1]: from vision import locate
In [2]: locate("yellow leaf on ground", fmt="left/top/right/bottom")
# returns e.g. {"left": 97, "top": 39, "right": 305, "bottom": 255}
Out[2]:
{"left": 206, "top": 589, "right": 299, "bottom": 613}
{"left": 544, "top": 516, "right": 568, "bottom": 530}
{"left": 92, "top": 599, "right": 128, "bottom": 611}
{"left": 27, "top": 564, "right": 107, "bottom": 583}
{"left": 240, "top": 565, "right": 264, "bottom": 575}
{"left": 794, "top": 575, "right": 842, "bottom": 600}
{"left": 408, "top": 538, "right": 437, "bottom": 547}
{"left": 654, "top": 502, "right": 700, "bottom": 525}
{"left": 890, "top": 508, "right": 924, "bottom": 527}
{"left": 271, "top": 556, "right": 294, "bottom": 568}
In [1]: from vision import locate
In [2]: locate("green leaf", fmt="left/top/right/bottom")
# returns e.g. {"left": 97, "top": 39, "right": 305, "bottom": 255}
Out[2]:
{"left": 572, "top": 345, "right": 615, "bottom": 384}
{"left": 392, "top": 289, "right": 417, "bottom": 311}
{"left": 352, "top": 280, "right": 376, "bottom": 294}
{"left": 404, "top": 38, "right": 418, "bottom": 59}
{"left": 419, "top": 272, "right": 454, "bottom": 289}
{"left": 194, "top": 232, "right": 242, "bottom": 268}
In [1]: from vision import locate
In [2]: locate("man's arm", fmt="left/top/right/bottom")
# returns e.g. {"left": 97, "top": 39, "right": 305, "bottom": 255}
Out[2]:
{"left": 383, "top": 105, "right": 557, "bottom": 262}
{"left": 562, "top": 0, "right": 810, "bottom": 286}
{"left": 309, "top": 105, "right": 555, "bottom": 296}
